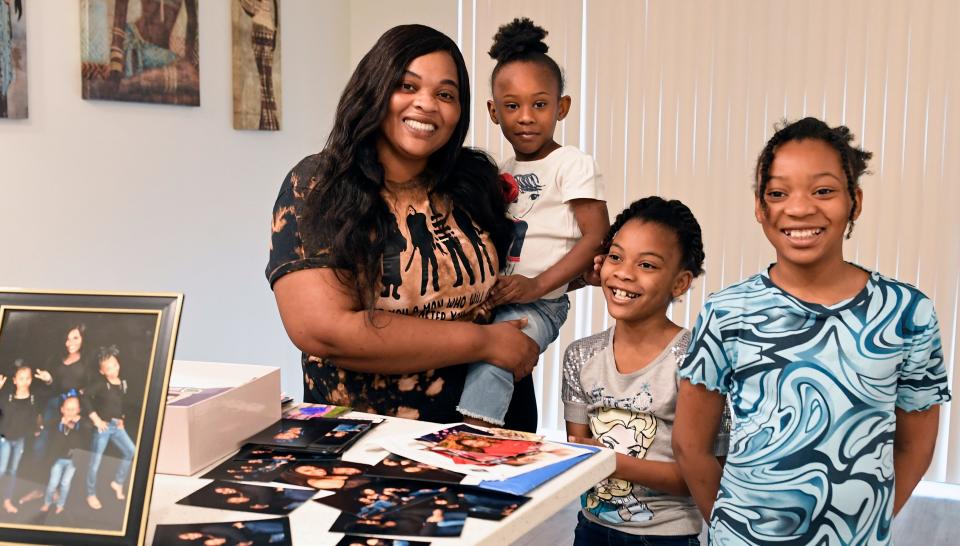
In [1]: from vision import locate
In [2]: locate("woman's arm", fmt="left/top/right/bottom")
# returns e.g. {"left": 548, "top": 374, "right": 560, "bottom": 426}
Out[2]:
{"left": 491, "top": 199, "right": 609, "bottom": 305}
{"left": 274, "top": 268, "right": 540, "bottom": 378}
{"left": 673, "top": 380, "right": 725, "bottom": 520}
{"left": 893, "top": 405, "right": 940, "bottom": 514}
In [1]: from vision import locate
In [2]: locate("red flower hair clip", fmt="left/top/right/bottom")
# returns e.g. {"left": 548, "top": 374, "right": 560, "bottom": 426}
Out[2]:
{"left": 499, "top": 173, "right": 520, "bottom": 204}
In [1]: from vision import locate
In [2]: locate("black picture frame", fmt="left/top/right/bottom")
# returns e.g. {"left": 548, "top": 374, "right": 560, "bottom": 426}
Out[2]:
{"left": 0, "top": 289, "right": 183, "bottom": 545}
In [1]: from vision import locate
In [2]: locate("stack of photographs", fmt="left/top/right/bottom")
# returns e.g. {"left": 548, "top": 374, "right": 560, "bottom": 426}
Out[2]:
{"left": 153, "top": 517, "right": 292, "bottom": 546}
{"left": 379, "top": 424, "right": 590, "bottom": 480}
{"left": 245, "top": 417, "right": 379, "bottom": 456}
{"left": 316, "top": 478, "right": 529, "bottom": 538}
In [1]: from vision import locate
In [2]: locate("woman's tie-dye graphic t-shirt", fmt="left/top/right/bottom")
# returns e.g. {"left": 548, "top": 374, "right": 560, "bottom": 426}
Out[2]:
{"left": 679, "top": 266, "right": 950, "bottom": 545}
{"left": 266, "top": 154, "right": 500, "bottom": 423}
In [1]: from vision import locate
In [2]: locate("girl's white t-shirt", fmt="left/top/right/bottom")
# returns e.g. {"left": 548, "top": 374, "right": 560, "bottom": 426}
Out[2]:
{"left": 501, "top": 146, "right": 605, "bottom": 299}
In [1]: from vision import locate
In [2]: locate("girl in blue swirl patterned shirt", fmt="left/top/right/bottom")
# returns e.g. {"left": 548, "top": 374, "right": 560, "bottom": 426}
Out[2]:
{"left": 673, "top": 117, "right": 951, "bottom": 545}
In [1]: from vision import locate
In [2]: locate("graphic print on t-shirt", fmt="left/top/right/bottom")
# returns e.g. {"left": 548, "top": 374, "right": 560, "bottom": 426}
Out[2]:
{"left": 503, "top": 172, "right": 542, "bottom": 276}
{"left": 584, "top": 407, "right": 658, "bottom": 524}
{"left": 379, "top": 201, "right": 495, "bottom": 321}
{"left": 404, "top": 205, "right": 441, "bottom": 296}
{"left": 452, "top": 207, "right": 495, "bottom": 283}
{"left": 504, "top": 220, "right": 528, "bottom": 275}
{"left": 431, "top": 209, "right": 475, "bottom": 288}
{"left": 381, "top": 212, "right": 408, "bottom": 299}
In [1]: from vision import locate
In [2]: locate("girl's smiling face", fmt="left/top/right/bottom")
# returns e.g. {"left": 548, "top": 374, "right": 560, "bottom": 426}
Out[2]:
{"left": 600, "top": 219, "right": 691, "bottom": 323}
{"left": 755, "top": 138, "right": 861, "bottom": 270}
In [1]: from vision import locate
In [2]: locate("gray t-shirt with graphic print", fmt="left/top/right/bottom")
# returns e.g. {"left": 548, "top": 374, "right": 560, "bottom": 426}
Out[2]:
{"left": 562, "top": 327, "right": 728, "bottom": 536}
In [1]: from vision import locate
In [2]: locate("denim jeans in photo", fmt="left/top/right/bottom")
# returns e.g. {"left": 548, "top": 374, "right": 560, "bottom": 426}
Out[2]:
{"left": 86, "top": 419, "right": 135, "bottom": 497}
{"left": 44, "top": 458, "right": 76, "bottom": 509}
{"left": 0, "top": 436, "right": 25, "bottom": 500}
{"left": 457, "top": 295, "right": 570, "bottom": 425}
{"left": 574, "top": 513, "right": 701, "bottom": 546}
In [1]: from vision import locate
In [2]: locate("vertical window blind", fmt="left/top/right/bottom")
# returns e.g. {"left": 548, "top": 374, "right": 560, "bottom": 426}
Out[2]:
{"left": 460, "top": 0, "right": 959, "bottom": 482}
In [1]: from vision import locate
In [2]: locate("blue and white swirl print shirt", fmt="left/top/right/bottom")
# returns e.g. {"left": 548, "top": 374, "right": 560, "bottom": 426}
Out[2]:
{"left": 679, "top": 266, "right": 951, "bottom": 546}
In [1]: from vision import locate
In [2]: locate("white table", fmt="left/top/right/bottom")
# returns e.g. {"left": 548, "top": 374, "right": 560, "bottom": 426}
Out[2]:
{"left": 145, "top": 412, "right": 615, "bottom": 545}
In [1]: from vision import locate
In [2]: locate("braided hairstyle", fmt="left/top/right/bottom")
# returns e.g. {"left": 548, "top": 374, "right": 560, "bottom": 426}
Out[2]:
{"left": 489, "top": 18, "right": 564, "bottom": 94}
{"left": 754, "top": 117, "right": 872, "bottom": 238}
{"left": 604, "top": 197, "right": 705, "bottom": 278}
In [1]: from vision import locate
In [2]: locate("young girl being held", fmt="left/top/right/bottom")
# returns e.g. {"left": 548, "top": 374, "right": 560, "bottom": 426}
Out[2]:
{"left": 674, "top": 117, "right": 951, "bottom": 545}
{"left": 563, "top": 197, "right": 724, "bottom": 545}
{"left": 457, "top": 17, "right": 609, "bottom": 428}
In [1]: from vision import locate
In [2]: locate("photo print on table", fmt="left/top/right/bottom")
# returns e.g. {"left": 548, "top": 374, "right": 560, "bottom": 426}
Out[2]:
{"left": 314, "top": 479, "right": 452, "bottom": 517}
{"left": 367, "top": 454, "right": 465, "bottom": 485}
{"left": 380, "top": 423, "right": 589, "bottom": 480}
{"left": 244, "top": 418, "right": 378, "bottom": 455}
{"left": 328, "top": 497, "right": 467, "bottom": 538}
{"left": 200, "top": 457, "right": 289, "bottom": 483}
{"left": 232, "top": 443, "right": 336, "bottom": 463}
{"left": 176, "top": 481, "right": 314, "bottom": 515}
{"left": 335, "top": 536, "right": 431, "bottom": 546}
{"left": 281, "top": 402, "right": 350, "bottom": 420}
{"left": 152, "top": 516, "right": 292, "bottom": 546}
{"left": 275, "top": 460, "right": 371, "bottom": 491}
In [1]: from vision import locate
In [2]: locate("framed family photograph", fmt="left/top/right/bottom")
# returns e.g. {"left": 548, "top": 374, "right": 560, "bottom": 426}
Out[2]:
{"left": 0, "top": 289, "right": 183, "bottom": 545}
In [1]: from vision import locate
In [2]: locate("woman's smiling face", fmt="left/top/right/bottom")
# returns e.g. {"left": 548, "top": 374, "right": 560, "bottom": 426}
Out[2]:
{"left": 376, "top": 51, "right": 461, "bottom": 179}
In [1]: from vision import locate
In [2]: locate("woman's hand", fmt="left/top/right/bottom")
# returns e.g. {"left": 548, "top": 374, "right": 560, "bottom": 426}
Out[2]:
{"left": 34, "top": 369, "right": 52, "bottom": 384}
{"left": 0, "top": 375, "right": 6, "bottom": 391}
{"left": 482, "top": 319, "right": 539, "bottom": 381}
{"left": 90, "top": 414, "right": 109, "bottom": 433}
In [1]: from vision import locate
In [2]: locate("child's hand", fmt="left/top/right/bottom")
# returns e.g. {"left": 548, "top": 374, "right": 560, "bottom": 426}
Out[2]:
{"left": 34, "top": 369, "right": 52, "bottom": 384}
{"left": 116, "top": 419, "right": 124, "bottom": 430}
{"left": 490, "top": 275, "right": 542, "bottom": 306}
{"left": 567, "top": 435, "right": 602, "bottom": 447}
{"left": 581, "top": 254, "right": 605, "bottom": 286}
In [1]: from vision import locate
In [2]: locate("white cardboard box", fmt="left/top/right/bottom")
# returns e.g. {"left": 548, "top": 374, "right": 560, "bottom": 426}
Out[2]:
{"left": 156, "top": 360, "right": 281, "bottom": 476}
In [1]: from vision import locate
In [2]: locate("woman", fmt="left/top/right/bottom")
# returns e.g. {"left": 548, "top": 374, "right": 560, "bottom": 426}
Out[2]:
{"left": 20, "top": 324, "right": 89, "bottom": 505}
{"left": 266, "top": 25, "right": 541, "bottom": 431}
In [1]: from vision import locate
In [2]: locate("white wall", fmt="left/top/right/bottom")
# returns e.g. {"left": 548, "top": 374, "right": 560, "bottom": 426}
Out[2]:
{"left": 348, "top": 0, "right": 458, "bottom": 67}
{"left": 0, "top": 0, "right": 350, "bottom": 398}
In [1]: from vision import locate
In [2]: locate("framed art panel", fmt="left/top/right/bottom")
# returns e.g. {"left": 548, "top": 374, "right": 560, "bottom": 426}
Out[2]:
{"left": 0, "top": 289, "right": 183, "bottom": 545}
{"left": 232, "top": 0, "right": 281, "bottom": 130}
{"left": 0, "top": 0, "right": 26, "bottom": 118}
{"left": 80, "top": 0, "right": 200, "bottom": 106}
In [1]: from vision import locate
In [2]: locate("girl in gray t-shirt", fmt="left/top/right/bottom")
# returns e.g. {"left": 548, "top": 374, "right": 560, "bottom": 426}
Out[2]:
{"left": 563, "top": 197, "right": 727, "bottom": 545}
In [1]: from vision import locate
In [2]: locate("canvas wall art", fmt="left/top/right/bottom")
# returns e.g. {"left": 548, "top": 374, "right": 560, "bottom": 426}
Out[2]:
{"left": 232, "top": 0, "right": 280, "bottom": 130}
{"left": 0, "top": 0, "right": 26, "bottom": 119}
{"left": 80, "top": 0, "right": 199, "bottom": 106}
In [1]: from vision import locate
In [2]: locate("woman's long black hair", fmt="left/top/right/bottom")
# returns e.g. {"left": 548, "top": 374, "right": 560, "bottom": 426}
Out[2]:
{"left": 301, "top": 25, "right": 512, "bottom": 307}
